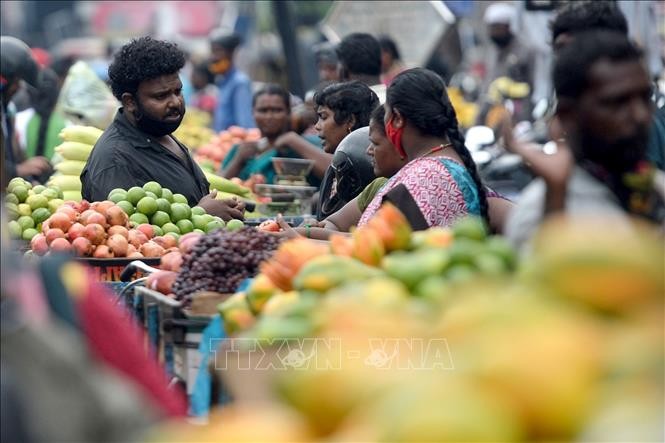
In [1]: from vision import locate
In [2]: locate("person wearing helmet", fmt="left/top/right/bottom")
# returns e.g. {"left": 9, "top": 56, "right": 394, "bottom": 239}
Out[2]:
{"left": 1, "top": 36, "right": 52, "bottom": 188}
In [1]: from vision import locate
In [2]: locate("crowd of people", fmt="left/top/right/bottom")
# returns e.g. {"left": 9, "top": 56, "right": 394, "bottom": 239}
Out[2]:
{"left": 1, "top": 0, "right": 664, "bottom": 439}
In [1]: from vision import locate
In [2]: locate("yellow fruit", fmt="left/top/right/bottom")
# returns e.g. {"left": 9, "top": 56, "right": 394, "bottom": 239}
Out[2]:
{"left": 59, "top": 125, "right": 103, "bottom": 145}
{"left": 48, "top": 175, "right": 82, "bottom": 191}
{"left": 55, "top": 141, "right": 94, "bottom": 161}
{"left": 54, "top": 160, "right": 86, "bottom": 175}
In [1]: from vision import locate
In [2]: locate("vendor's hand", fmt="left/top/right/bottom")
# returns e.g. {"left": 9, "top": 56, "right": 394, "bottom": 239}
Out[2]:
{"left": 17, "top": 156, "right": 51, "bottom": 178}
{"left": 197, "top": 190, "right": 245, "bottom": 221}
{"left": 273, "top": 214, "right": 301, "bottom": 239}
{"left": 237, "top": 142, "right": 259, "bottom": 161}
{"left": 298, "top": 217, "right": 324, "bottom": 228}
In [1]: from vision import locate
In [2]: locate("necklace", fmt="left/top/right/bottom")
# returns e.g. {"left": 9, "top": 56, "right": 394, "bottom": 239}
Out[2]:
{"left": 418, "top": 143, "right": 453, "bottom": 159}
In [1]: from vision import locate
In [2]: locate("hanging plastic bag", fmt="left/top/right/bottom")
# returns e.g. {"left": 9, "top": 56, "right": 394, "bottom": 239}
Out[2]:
{"left": 56, "top": 61, "right": 119, "bottom": 130}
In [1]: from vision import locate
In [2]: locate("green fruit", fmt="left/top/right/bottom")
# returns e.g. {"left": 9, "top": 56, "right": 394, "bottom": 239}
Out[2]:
{"left": 205, "top": 220, "right": 224, "bottom": 233}
{"left": 193, "top": 229, "right": 205, "bottom": 234}
{"left": 176, "top": 219, "right": 194, "bottom": 234}
{"left": 191, "top": 215, "right": 209, "bottom": 231}
{"left": 165, "top": 232, "right": 180, "bottom": 241}
{"left": 170, "top": 203, "right": 191, "bottom": 223}
{"left": 17, "top": 215, "right": 35, "bottom": 231}
{"left": 48, "top": 199, "right": 63, "bottom": 213}
{"left": 191, "top": 206, "right": 206, "bottom": 216}
{"left": 474, "top": 253, "right": 508, "bottom": 276}
{"left": 151, "top": 225, "right": 164, "bottom": 237}
{"left": 126, "top": 186, "right": 147, "bottom": 205}
{"left": 172, "top": 193, "right": 188, "bottom": 204}
{"left": 54, "top": 186, "right": 64, "bottom": 199}
{"left": 31, "top": 207, "right": 51, "bottom": 225}
{"left": 448, "top": 238, "right": 484, "bottom": 267}
{"left": 142, "top": 181, "right": 162, "bottom": 198}
{"left": 129, "top": 212, "right": 149, "bottom": 226}
{"left": 17, "top": 204, "right": 32, "bottom": 217}
{"left": 116, "top": 200, "right": 134, "bottom": 216}
{"left": 226, "top": 219, "right": 244, "bottom": 232}
{"left": 155, "top": 198, "right": 171, "bottom": 214}
{"left": 445, "top": 265, "right": 477, "bottom": 285}
{"left": 32, "top": 185, "right": 46, "bottom": 194}
{"left": 136, "top": 197, "right": 158, "bottom": 216}
{"left": 109, "top": 191, "right": 128, "bottom": 203}
{"left": 162, "top": 223, "right": 180, "bottom": 235}
{"left": 8, "top": 220, "right": 22, "bottom": 238}
{"left": 485, "top": 236, "right": 517, "bottom": 271}
{"left": 12, "top": 185, "right": 29, "bottom": 203}
{"left": 21, "top": 228, "right": 38, "bottom": 241}
{"left": 6, "top": 203, "right": 19, "bottom": 220}
{"left": 144, "top": 191, "right": 158, "bottom": 200}
{"left": 108, "top": 188, "right": 127, "bottom": 199}
{"left": 452, "top": 216, "right": 487, "bottom": 242}
{"left": 8, "top": 177, "right": 28, "bottom": 192}
{"left": 161, "top": 188, "right": 174, "bottom": 202}
{"left": 5, "top": 193, "right": 19, "bottom": 205}
{"left": 41, "top": 188, "right": 59, "bottom": 200}
{"left": 26, "top": 194, "right": 49, "bottom": 211}
{"left": 150, "top": 211, "right": 170, "bottom": 227}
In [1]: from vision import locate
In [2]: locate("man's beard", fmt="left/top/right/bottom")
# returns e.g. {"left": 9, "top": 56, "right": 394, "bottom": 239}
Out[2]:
{"left": 134, "top": 99, "right": 184, "bottom": 137}
{"left": 576, "top": 129, "right": 649, "bottom": 175}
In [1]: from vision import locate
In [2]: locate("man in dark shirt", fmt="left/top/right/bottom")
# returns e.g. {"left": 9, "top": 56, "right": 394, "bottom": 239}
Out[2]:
{"left": 81, "top": 36, "right": 243, "bottom": 220}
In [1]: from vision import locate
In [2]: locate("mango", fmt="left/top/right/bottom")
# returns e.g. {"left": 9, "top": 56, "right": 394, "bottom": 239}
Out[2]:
{"left": 293, "top": 255, "right": 384, "bottom": 293}
{"left": 382, "top": 248, "right": 450, "bottom": 289}
{"left": 218, "top": 292, "right": 255, "bottom": 335}
{"left": 350, "top": 226, "right": 385, "bottom": 267}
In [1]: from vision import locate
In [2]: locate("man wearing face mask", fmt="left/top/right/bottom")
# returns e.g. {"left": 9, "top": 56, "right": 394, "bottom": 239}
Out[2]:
{"left": 480, "top": 2, "right": 536, "bottom": 110}
{"left": 81, "top": 37, "right": 244, "bottom": 221}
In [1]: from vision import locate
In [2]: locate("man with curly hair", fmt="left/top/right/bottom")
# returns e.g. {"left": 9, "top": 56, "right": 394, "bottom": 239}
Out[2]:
{"left": 81, "top": 37, "right": 244, "bottom": 220}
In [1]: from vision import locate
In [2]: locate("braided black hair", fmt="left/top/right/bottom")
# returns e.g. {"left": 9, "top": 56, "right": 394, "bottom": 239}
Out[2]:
{"left": 387, "top": 68, "right": 489, "bottom": 222}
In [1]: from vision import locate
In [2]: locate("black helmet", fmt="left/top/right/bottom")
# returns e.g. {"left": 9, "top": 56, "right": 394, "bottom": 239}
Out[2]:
{"left": 1, "top": 36, "right": 39, "bottom": 87}
{"left": 318, "top": 127, "right": 376, "bottom": 218}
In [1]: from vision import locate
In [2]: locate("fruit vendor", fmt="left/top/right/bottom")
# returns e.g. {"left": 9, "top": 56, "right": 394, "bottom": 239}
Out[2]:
{"left": 221, "top": 83, "right": 324, "bottom": 186}
{"left": 80, "top": 37, "right": 243, "bottom": 221}
{"left": 506, "top": 31, "right": 664, "bottom": 252}
{"left": 1, "top": 36, "right": 52, "bottom": 187}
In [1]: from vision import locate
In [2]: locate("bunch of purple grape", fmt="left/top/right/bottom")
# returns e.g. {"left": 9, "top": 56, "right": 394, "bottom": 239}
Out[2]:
{"left": 172, "top": 227, "right": 281, "bottom": 303}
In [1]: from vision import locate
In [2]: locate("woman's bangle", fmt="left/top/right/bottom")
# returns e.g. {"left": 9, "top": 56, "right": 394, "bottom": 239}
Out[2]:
{"left": 304, "top": 224, "right": 311, "bottom": 238}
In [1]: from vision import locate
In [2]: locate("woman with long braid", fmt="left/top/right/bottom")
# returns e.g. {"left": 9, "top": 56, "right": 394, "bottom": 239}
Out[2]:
{"left": 358, "top": 68, "right": 490, "bottom": 229}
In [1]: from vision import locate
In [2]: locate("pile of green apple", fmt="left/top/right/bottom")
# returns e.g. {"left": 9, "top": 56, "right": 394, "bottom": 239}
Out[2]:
{"left": 5, "top": 177, "right": 64, "bottom": 241}
{"left": 107, "top": 182, "right": 244, "bottom": 240}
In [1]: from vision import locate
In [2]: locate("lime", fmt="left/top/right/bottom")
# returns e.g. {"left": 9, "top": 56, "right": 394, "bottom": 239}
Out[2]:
{"left": 176, "top": 219, "right": 194, "bottom": 234}
{"left": 21, "top": 228, "right": 39, "bottom": 242}
{"left": 41, "top": 188, "right": 59, "bottom": 200}
{"left": 193, "top": 229, "right": 205, "bottom": 234}
{"left": 31, "top": 207, "right": 51, "bottom": 225}
{"left": 54, "top": 186, "right": 64, "bottom": 199}
{"left": 191, "top": 206, "right": 206, "bottom": 216}
{"left": 8, "top": 177, "right": 27, "bottom": 192}
{"left": 8, "top": 220, "right": 22, "bottom": 238}
{"left": 109, "top": 191, "right": 128, "bottom": 203}
{"left": 17, "top": 204, "right": 32, "bottom": 217}
{"left": 161, "top": 188, "right": 174, "bottom": 202}
{"left": 5, "top": 193, "right": 19, "bottom": 205}
{"left": 17, "top": 215, "right": 35, "bottom": 231}
{"left": 155, "top": 198, "right": 171, "bottom": 214}
{"left": 206, "top": 220, "right": 224, "bottom": 233}
{"left": 127, "top": 186, "right": 147, "bottom": 205}
{"left": 150, "top": 211, "right": 170, "bottom": 227}
{"left": 165, "top": 232, "right": 180, "bottom": 241}
{"left": 26, "top": 194, "right": 49, "bottom": 211}
{"left": 226, "top": 219, "right": 244, "bottom": 231}
{"left": 136, "top": 197, "right": 158, "bottom": 216}
{"left": 192, "top": 214, "right": 209, "bottom": 231}
{"left": 142, "top": 181, "right": 163, "bottom": 198}
{"left": 108, "top": 188, "right": 127, "bottom": 200}
{"left": 170, "top": 203, "right": 191, "bottom": 223}
{"left": 6, "top": 203, "right": 19, "bottom": 220}
{"left": 129, "top": 212, "right": 149, "bottom": 226}
{"left": 173, "top": 193, "right": 188, "bottom": 204}
{"left": 48, "top": 199, "right": 64, "bottom": 213}
{"left": 144, "top": 191, "right": 158, "bottom": 200}
{"left": 452, "top": 216, "right": 487, "bottom": 242}
{"left": 116, "top": 200, "right": 135, "bottom": 216}
{"left": 32, "top": 185, "right": 46, "bottom": 194}
{"left": 151, "top": 225, "right": 164, "bottom": 237}
{"left": 12, "top": 185, "right": 29, "bottom": 203}
{"left": 162, "top": 223, "right": 180, "bottom": 235}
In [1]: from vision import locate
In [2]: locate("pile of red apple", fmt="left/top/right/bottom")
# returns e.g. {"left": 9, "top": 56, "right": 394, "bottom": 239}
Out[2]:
{"left": 30, "top": 199, "right": 199, "bottom": 259}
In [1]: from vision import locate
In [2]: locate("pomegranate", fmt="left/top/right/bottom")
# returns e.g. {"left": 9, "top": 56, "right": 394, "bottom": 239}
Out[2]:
{"left": 160, "top": 251, "right": 183, "bottom": 272}
{"left": 139, "top": 241, "right": 165, "bottom": 258}
{"left": 71, "top": 237, "right": 93, "bottom": 257}
{"left": 82, "top": 211, "right": 106, "bottom": 227}
{"left": 83, "top": 224, "right": 106, "bottom": 246}
{"left": 45, "top": 228, "right": 66, "bottom": 246}
{"left": 47, "top": 212, "right": 73, "bottom": 233}
{"left": 93, "top": 244, "right": 114, "bottom": 258}
{"left": 92, "top": 200, "right": 115, "bottom": 215}
{"left": 67, "top": 223, "right": 86, "bottom": 241}
{"left": 153, "top": 235, "right": 177, "bottom": 250}
{"left": 76, "top": 200, "right": 90, "bottom": 213}
{"left": 106, "top": 205, "right": 129, "bottom": 227}
{"left": 107, "top": 234, "right": 129, "bottom": 257}
{"left": 56, "top": 205, "right": 79, "bottom": 222}
{"left": 126, "top": 244, "right": 137, "bottom": 255}
{"left": 41, "top": 220, "right": 50, "bottom": 234}
{"left": 179, "top": 232, "right": 202, "bottom": 255}
{"left": 30, "top": 234, "right": 49, "bottom": 256}
{"left": 146, "top": 270, "right": 178, "bottom": 295}
{"left": 136, "top": 224, "right": 154, "bottom": 239}
{"left": 127, "top": 251, "right": 144, "bottom": 259}
{"left": 128, "top": 230, "right": 148, "bottom": 248}
{"left": 107, "top": 225, "right": 129, "bottom": 239}
{"left": 50, "top": 238, "right": 72, "bottom": 253}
